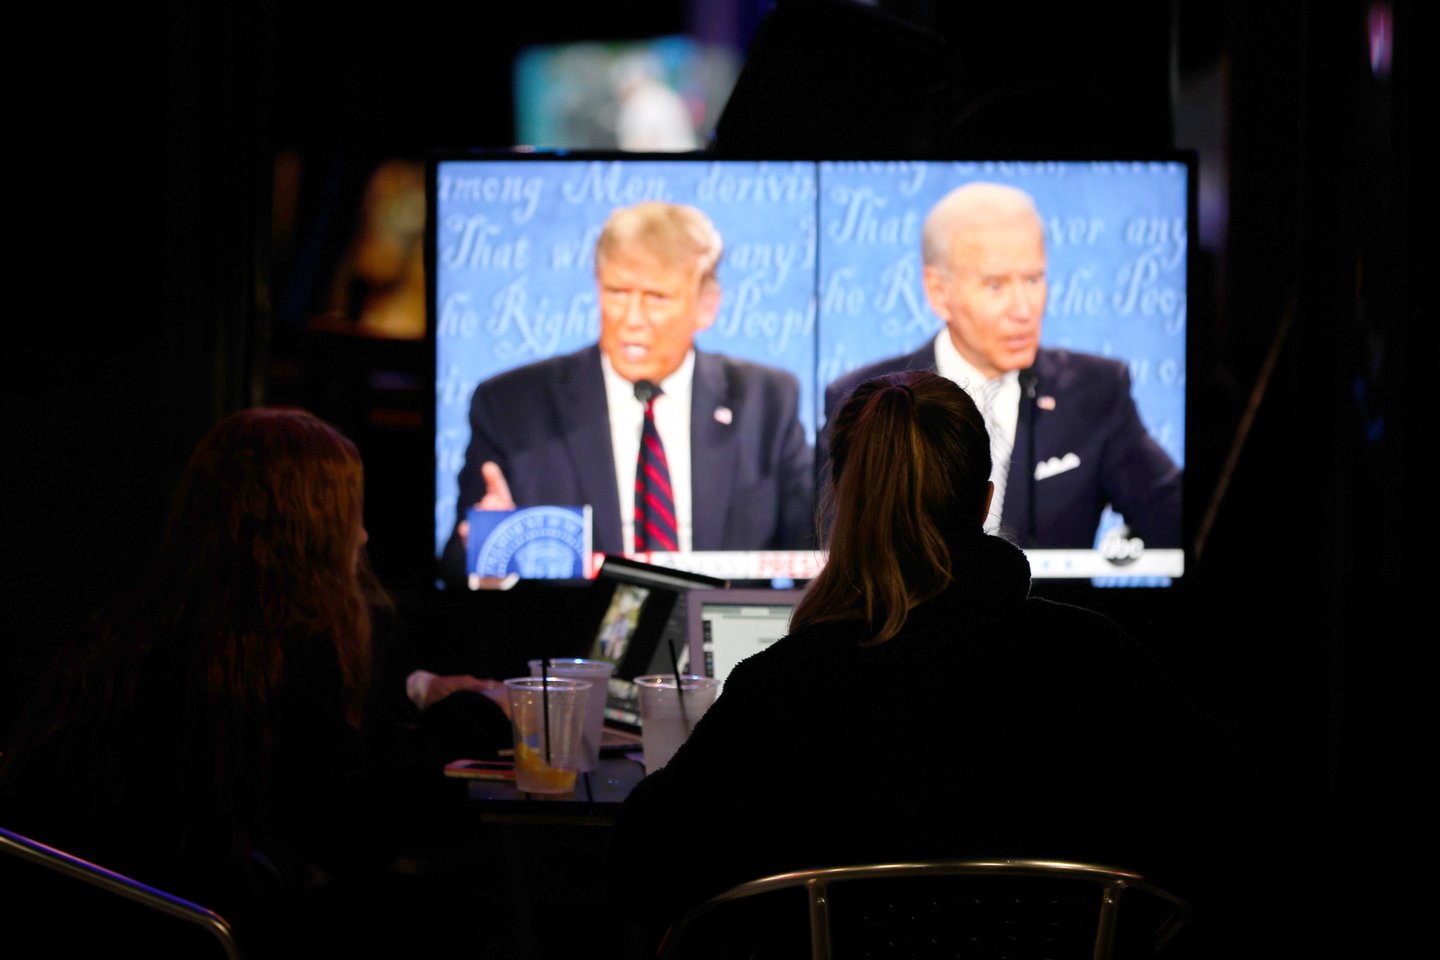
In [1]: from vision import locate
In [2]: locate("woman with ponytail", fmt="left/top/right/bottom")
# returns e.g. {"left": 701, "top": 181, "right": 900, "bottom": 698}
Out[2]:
{"left": 614, "top": 371, "right": 1258, "bottom": 950}
{"left": 791, "top": 370, "right": 994, "bottom": 645}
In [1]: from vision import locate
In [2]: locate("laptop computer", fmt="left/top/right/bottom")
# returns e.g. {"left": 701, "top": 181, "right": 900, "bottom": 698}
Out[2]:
{"left": 578, "top": 555, "right": 726, "bottom": 741}
{"left": 684, "top": 588, "right": 806, "bottom": 695}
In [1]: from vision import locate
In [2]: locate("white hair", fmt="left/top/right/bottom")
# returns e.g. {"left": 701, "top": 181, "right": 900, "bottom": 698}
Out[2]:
{"left": 921, "top": 182, "right": 1043, "bottom": 269}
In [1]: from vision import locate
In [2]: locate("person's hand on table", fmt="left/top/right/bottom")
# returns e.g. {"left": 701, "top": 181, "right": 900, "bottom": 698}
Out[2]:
{"left": 407, "top": 670, "right": 510, "bottom": 717}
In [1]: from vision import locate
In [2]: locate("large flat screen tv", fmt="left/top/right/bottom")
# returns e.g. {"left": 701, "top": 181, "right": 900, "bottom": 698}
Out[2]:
{"left": 431, "top": 155, "right": 1190, "bottom": 587}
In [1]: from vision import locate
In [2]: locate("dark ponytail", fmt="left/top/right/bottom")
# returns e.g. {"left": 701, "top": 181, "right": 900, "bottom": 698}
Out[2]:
{"left": 793, "top": 371, "right": 991, "bottom": 644}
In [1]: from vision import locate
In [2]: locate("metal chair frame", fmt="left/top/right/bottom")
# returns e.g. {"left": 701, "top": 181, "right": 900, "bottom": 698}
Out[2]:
{"left": 660, "top": 858, "right": 1193, "bottom": 960}
{"left": 0, "top": 826, "right": 244, "bottom": 960}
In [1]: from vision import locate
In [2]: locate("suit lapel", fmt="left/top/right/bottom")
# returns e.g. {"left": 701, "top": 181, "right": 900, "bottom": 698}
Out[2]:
{"left": 559, "top": 347, "right": 623, "bottom": 553}
{"left": 1005, "top": 395, "right": 1034, "bottom": 544}
{"left": 690, "top": 351, "right": 736, "bottom": 550}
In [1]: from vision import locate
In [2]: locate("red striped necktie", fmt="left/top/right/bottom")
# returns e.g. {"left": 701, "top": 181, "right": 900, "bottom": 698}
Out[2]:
{"left": 634, "top": 381, "right": 678, "bottom": 552}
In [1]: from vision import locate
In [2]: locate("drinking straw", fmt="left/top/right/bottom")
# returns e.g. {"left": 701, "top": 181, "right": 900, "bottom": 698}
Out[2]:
{"left": 541, "top": 657, "right": 552, "bottom": 764}
{"left": 664, "top": 634, "right": 691, "bottom": 733}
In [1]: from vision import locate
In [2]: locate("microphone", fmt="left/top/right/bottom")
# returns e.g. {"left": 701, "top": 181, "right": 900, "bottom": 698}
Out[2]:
{"left": 633, "top": 379, "right": 658, "bottom": 404}
{"left": 1018, "top": 366, "right": 1040, "bottom": 546}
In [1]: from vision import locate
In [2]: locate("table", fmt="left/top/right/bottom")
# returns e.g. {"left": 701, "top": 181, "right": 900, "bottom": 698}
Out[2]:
{"left": 460, "top": 753, "right": 652, "bottom": 958}
{"left": 465, "top": 753, "right": 648, "bottom": 822}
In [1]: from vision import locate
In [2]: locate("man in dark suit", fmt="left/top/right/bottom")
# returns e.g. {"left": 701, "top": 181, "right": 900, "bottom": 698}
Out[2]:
{"left": 824, "top": 183, "right": 1180, "bottom": 549}
{"left": 443, "top": 202, "right": 813, "bottom": 576}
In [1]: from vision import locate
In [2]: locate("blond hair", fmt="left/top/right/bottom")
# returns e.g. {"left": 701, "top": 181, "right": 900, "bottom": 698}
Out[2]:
{"left": 595, "top": 202, "right": 723, "bottom": 283}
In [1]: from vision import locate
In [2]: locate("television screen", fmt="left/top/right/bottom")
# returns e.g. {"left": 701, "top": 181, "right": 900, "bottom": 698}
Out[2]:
{"left": 816, "top": 160, "right": 1188, "bottom": 582}
{"left": 431, "top": 154, "right": 1189, "bottom": 586}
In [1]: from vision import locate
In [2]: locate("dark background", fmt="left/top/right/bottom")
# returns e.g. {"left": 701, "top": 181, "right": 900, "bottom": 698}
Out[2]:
{"left": 2, "top": 0, "right": 1419, "bottom": 950}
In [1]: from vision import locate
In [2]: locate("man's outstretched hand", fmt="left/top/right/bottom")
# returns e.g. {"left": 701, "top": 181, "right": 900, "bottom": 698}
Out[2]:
{"left": 456, "top": 461, "right": 516, "bottom": 547}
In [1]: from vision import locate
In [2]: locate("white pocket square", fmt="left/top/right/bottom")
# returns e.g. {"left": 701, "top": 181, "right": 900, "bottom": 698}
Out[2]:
{"left": 1034, "top": 452, "right": 1081, "bottom": 481}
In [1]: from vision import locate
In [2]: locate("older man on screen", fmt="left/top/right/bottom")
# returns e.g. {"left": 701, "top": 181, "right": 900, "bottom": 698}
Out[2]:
{"left": 443, "top": 202, "right": 813, "bottom": 576}
{"left": 823, "top": 182, "right": 1181, "bottom": 549}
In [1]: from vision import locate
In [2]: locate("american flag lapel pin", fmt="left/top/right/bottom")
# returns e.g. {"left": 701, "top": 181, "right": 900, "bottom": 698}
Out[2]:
{"left": 1037, "top": 395, "right": 1057, "bottom": 411}
{"left": 714, "top": 406, "right": 733, "bottom": 425}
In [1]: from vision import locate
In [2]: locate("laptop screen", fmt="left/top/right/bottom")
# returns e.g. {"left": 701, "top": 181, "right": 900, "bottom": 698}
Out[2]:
{"left": 583, "top": 555, "right": 726, "bottom": 731}
{"left": 685, "top": 589, "right": 806, "bottom": 694}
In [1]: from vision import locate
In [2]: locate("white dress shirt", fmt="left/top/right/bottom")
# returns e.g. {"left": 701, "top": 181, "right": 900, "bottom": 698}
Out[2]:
{"left": 933, "top": 330, "right": 1019, "bottom": 534}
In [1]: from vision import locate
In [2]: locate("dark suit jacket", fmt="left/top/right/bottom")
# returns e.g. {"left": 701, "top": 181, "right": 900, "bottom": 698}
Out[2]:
{"left": 444, "top": 345, "right": 814, "bottom": 574}
{"left": 823, "top": 343, "right": 1181, "bottom": 548}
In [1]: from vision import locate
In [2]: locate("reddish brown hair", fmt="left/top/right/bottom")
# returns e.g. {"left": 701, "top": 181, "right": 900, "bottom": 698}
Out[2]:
{"left": 2, "top": 408, "right": 379, "bottom": 832}
{"left": 161, "top": 407, "right": 375, "bottom": 721}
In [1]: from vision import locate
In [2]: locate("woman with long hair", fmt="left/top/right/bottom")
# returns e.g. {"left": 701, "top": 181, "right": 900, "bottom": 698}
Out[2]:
{"left": 793, "top": 368, "right": 995, "bottom": 644}
{"left": 613, "top": 371, "right": 1255, "bottom": 947}
{"left": 0, "top": 408, "right": 504, "bottom": 928}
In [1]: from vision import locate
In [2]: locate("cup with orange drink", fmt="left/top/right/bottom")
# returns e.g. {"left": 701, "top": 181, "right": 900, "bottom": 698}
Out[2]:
{"left": 503, "top": 676, "right": 592, "bottom": 793}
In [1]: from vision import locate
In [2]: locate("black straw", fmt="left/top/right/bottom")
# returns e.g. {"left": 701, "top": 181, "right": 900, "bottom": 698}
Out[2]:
{"left": 665, "top": 634, "right": 691, "bottom": 733}
{"left": 541, "top": 657, "right": 552, "bottom": 764}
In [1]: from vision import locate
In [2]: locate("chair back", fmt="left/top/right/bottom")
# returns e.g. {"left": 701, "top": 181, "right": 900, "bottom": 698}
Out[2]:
{"left": 659, "top": 858, "right": 1192, "bottom": 960}
{"left": 0, "top": 826, "right": 244, "bottom": 960}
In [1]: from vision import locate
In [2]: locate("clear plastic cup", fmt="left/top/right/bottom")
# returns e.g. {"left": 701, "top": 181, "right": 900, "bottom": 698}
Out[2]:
{"left": 634, "top": 675, "right": 720, "bottom": 775}
{"left": 528, "top": 658, "right": 615, "bottom": 771}
{"left": 503, "top": 677, "right": 592, "bottom": 793}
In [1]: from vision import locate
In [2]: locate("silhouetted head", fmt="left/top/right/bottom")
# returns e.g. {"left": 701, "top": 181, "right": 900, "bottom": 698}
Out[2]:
{"left": 797, "top": 370, "right": 993, "bottom": 643}
{"left": 165, "top": 407, "right": 367, "bottom": 592}
{"left": 162, "top": 408, "right": 375, "bottom": 726}
{"left": 0, "top": 409, "right": 378, "bottom": 834}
